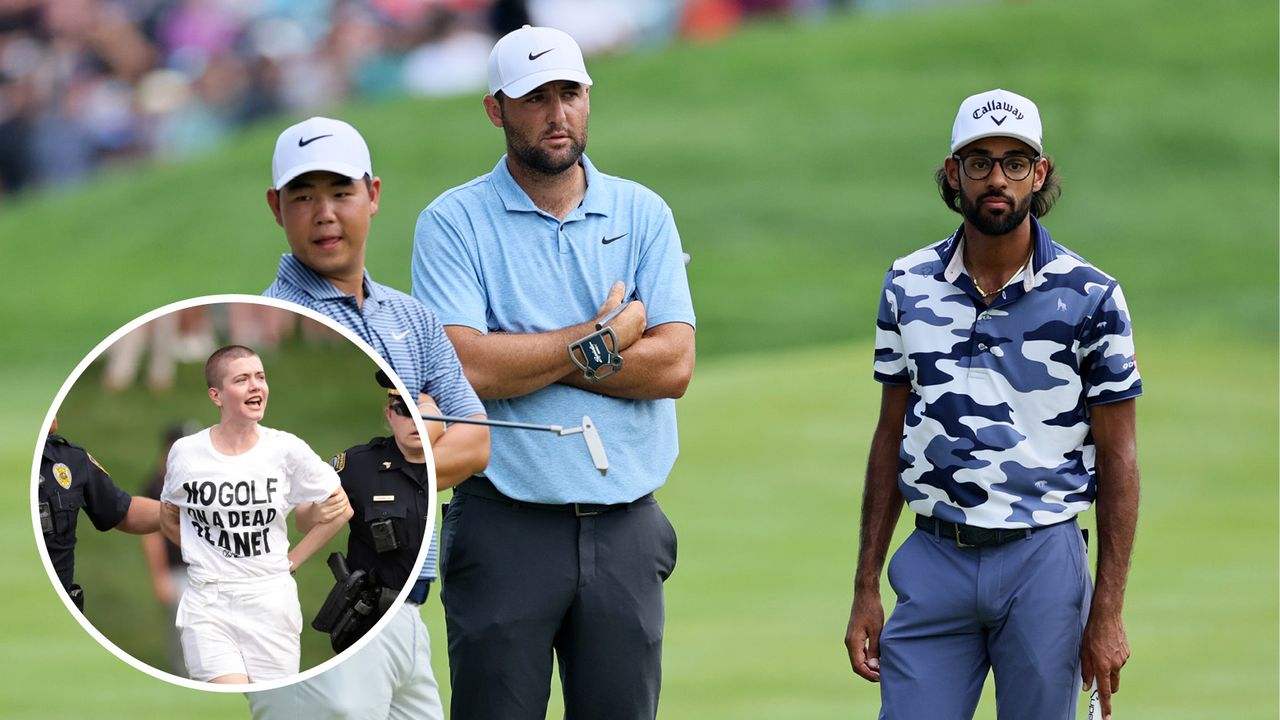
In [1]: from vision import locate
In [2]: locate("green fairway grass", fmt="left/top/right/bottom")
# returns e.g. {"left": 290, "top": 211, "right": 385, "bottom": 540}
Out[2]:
{"left": 8, "top": 335, "right": 1274, "bottom": 718}
{"left": 2, "top": 0, "right": 1276, "bottom": 716}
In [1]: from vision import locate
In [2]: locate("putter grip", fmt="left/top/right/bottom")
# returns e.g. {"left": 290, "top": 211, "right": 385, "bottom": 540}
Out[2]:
{"left": 595, "top": 299, "right": 630, "bottom": 330}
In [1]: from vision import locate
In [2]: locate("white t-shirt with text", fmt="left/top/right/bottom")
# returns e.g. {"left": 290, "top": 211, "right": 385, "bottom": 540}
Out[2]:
{"left": 163, "top": 426, "right": 338, "bottom": 583}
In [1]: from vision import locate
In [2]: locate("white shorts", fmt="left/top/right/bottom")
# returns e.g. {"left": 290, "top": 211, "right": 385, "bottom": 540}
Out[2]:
{"left": 177, "top": 572, "right": 302, "bottom": 682}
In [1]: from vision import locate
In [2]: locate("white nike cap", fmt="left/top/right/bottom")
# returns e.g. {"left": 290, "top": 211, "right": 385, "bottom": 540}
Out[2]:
{"left": 950, "top": 88, "right": 1043, "bottom": 155}
{"left": 271, "top": 116, "right": 372, "bottom": 190}
{"left": 487, "top": 25, "right": 593, "bottom": 99}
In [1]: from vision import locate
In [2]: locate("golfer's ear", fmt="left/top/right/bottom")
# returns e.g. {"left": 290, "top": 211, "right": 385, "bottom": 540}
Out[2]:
{"left": 1031, "top": 156, "right": 1048, "bottom": 193}
{"left": 267, "top": 188, "right": 284, "bottom": 227}
{"left": 484, "top": 95, "right": 504, "bottom": 128}
{"left": 367, "top": 176, "right": 381, "bottom": 216}
{"left": 944, "top": 157, "right": 961, "bottom": 190}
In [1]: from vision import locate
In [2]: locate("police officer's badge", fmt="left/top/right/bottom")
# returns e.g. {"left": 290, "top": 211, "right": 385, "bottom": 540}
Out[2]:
{"left": 53, "top": 463, "right": 72, "bottom": 489}
{"left": 330, "top": 452, "right": 346, "bottom": 472}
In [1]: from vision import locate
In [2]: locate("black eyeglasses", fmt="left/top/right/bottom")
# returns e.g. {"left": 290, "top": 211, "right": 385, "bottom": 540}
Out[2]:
{"left": 953, "top": 153, "right": 1040, "bottom": 182}
{"left": 389, "top": 399, "right": 413, "bottom": 418}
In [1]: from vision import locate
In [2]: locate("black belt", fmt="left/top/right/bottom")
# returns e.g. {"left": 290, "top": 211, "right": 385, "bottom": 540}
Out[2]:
{"left": 457, "top": 476, "right": 652, "bottom": 517}
{"left": 916, "top": 515, "right": 1035, "bottom": 548}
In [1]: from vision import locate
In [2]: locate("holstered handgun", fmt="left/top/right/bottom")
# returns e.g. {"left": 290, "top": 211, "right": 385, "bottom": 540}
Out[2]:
{"left": 311, "top": 552, "right": 395, "bottom": 652}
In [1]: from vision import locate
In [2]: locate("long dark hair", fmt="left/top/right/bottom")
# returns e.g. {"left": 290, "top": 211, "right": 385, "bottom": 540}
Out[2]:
{"left": 934, "top": 156, "right": 1062, "bottom": 218}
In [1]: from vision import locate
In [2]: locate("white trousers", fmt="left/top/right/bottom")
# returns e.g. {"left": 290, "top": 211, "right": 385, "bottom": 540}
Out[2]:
{"left": 245, "top": 601, "right": 443, "bottom": 720}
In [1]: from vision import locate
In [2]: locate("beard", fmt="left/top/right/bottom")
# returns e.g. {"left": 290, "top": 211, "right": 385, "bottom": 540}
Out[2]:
{"left": 503, "top": 121, "right": 587, "bottom": 176}
{"left": 959, "top": 188, "right": 1033, "bottom": 236}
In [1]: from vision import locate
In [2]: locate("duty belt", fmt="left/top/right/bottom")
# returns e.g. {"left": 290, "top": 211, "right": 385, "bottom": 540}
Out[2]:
{"left": 916, "top": 515, "right": 1035, "bottom": 548}
{"left": 457, "top": 476, "right": 652, "bottom": 517}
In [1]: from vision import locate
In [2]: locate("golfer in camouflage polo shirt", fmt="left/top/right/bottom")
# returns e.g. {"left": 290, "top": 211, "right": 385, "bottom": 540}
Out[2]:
{"left": 845, "top": 89, "right": 1141, "bottom": 720}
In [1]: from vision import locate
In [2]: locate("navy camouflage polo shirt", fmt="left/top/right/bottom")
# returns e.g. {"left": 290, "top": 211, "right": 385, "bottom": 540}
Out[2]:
{"left": 874, "top": 216, "right": 1142, "bottom": 529}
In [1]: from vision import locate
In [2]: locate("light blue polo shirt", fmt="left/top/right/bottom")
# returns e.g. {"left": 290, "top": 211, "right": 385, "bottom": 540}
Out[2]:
{"left": 874, "top": 216, "right": 1142, "bottom": 529}
{"left": 412, "top": 155, "right": 695, "bottom": 504}
{"left": 265, "top": 253, "right": 485, "bottom": 580}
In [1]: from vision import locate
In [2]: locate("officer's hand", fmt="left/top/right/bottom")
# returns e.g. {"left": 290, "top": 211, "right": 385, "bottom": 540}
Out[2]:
{"left": 160, "top": 502, "right": 181, "bottom": 545}
{"left": 1081, "top": 608, "right": 1129, "bottom": 720}
{"left": 595, "top": 281, "right": 646, "bottom": 351}
{"left": 316, "top": 487, "right": 352, "bottom": 524}
{"left": 845, "top": 591, "right": 885, "bottom": 683}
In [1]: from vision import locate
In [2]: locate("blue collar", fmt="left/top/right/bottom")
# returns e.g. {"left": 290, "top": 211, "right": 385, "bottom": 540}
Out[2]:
{"left": 276, "top": 253, "right": 383, "bottom": 307}
{"left": 490, "top": 154, "right": 611, "bottom": 220}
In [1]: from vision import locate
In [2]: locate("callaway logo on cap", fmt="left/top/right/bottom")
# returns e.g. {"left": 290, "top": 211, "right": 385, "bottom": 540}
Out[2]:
{"left": 487, "top": 25, "right": 593, "bottom": 99}
{"left": 950, "top": 88, "right": 1043, "bottom": 155}
{"left": 271, "top": 116, "right": 372, "bottom": 190}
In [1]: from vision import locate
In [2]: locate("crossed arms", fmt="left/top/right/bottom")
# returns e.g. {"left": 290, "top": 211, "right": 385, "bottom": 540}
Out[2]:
{"left": 445, "top": 281, "right": 695, "bottom": 402}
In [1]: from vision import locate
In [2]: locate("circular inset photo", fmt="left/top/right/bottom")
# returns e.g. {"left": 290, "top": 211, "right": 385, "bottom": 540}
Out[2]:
{"left": 32, "top": 295, "right": 436, "bottom": 692}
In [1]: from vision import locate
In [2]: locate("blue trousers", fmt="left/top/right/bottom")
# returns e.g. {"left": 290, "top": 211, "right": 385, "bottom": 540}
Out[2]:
{"left": 879, "top": 519, "right": 1092, "bottom": 720}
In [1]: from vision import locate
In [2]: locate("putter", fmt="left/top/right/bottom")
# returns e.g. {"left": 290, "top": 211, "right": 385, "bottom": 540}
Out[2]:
{"left": 568, "top": 300, "right": 629, "bottom": 382}
{"left": 1086, "top": 681, "right": 1105, "bottom": 720}
{"left": 421, "top": 413, "right": 609, "bottom": 475}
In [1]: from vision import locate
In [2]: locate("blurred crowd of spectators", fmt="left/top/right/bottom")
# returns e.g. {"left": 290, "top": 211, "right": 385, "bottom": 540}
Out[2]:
{"left": 101, "top": 303, "right": 342, "bottom": 393}
{"left": 0, "top": 0, "right": 847, "bottom": 200}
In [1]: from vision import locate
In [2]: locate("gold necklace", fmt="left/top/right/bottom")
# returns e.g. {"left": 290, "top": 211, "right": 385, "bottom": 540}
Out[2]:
{"left": 970, "top": 276, "right": 1003, "bottom": 298}
{"left": 970, "top": 249, "right": 1033, "bottom": 299}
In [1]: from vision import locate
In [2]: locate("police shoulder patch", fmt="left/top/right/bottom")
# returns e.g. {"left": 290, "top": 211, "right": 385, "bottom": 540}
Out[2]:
{"left": 53, "top": 462, "right": 72, "bottom": 489}
{"left": 330, "top": 452, "right": 346, "bottom": 473}
{"left": 87, "top": 453, "right": 109, "bottom": 476}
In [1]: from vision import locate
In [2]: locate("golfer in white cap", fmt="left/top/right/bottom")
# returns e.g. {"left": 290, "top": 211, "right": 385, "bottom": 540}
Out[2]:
{"left": 412, "top": 25, "right": 695, "bottom": 720}
{"left": 844, "top": 88, "right": 1142, "bottom": 720}
{"left": 247, "top": 116, "right": 490, "bottom": 719}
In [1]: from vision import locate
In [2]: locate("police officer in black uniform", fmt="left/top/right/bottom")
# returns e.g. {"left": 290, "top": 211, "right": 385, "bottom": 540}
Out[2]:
{"left": 322, "top": 371, "right": 443, "bottom": 644}
{"left": 39, "top": 416, "right": 161, "bottom": 611}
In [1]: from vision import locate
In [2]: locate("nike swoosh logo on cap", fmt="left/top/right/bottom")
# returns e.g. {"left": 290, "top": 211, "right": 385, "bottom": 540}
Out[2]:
{"left": 602, "top": 233, "right": 628, "bottom": 245}
{"left": 298, "top": 134, "right": 333, "bottom": 147}
{"left": 528, "top": 48, "right": 554, "bottom": 61}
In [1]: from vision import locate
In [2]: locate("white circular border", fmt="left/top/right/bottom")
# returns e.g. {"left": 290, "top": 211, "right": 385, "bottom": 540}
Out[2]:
{"left": 29, "top": 293, "right": 438, "bottom": 694}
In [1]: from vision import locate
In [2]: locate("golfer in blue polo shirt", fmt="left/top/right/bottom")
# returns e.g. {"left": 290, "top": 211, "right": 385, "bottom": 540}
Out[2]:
{"left": 248, "top": 116, "right": 490, "bottom": 720}
{"left": 845, "top": 89, "right": 1142, "bottom": 720}
{"left": 412, "top": 25, "right": 695, "bottom": 720}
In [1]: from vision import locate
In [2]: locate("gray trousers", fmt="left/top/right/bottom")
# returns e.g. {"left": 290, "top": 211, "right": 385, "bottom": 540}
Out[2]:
{"left": 440, "top": 482, "right": 677, "bottom": 720}
{"left": 879, "top": 519, "right": 1092, "bottom": 720}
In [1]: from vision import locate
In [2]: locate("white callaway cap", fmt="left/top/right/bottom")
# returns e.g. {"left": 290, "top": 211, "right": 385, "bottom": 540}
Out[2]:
{"left": 950, "top": 88, "right": 1043, "bottom": 155}
{"left": 487, "top": 25, "right": 593, "bottom": 99}
{"left": 272, "top": 116, "right": 371, "bottom": 190}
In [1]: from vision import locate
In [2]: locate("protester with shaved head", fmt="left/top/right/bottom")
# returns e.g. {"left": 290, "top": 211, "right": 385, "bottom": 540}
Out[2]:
{"left": 160, "top": 344, "right": 353, "bottom": 684}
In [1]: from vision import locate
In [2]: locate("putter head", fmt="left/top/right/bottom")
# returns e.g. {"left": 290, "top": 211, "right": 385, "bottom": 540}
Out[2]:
{"left": 581, "top": 416, "right": 608, "bottom": 475}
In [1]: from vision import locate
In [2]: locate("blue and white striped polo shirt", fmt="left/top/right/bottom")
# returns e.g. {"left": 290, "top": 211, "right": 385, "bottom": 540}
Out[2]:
{"left": 874, "top": 216, "right": 1142, "bottom": 529}
{"left": 412, "top": 155, "right": 696, "bottom": 504}
{"left": 265, "top": 253, "right": 485, "bottom": 580}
